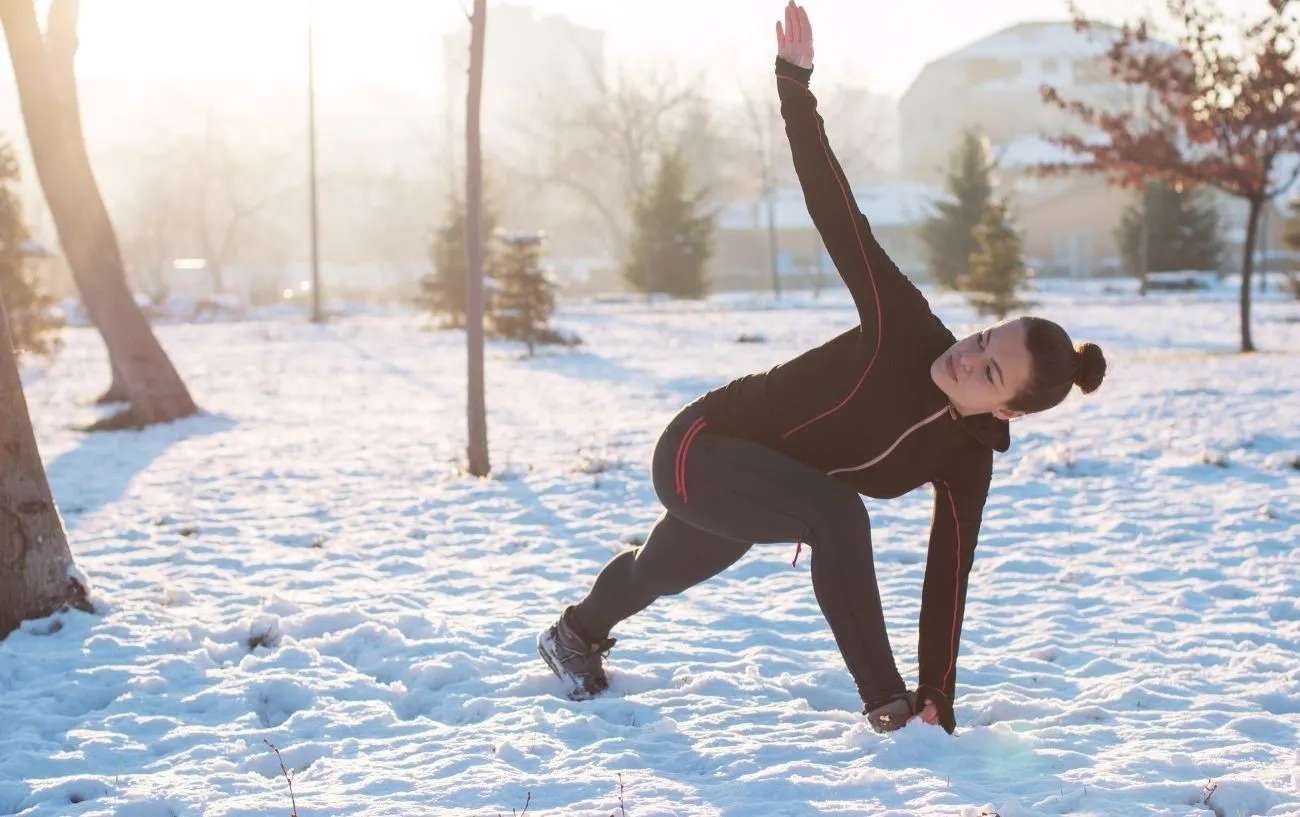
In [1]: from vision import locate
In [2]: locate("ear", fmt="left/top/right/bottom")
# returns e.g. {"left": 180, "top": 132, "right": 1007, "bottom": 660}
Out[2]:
{"left": 992, "top": 407, "right": 1026, "bottom": 421}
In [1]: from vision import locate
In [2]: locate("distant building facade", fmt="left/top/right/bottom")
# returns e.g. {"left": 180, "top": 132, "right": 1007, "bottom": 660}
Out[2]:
{"left": 900, "top": 22, "right": 1152, "bottom": 276}
{"left": 711, "top": 182, "right": 945, "bottom": 292}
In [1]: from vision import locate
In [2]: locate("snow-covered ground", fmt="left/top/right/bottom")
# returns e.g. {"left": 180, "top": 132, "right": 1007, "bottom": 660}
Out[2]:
{"left": 3, "top": 282, "right": 1299, "bottom": 817}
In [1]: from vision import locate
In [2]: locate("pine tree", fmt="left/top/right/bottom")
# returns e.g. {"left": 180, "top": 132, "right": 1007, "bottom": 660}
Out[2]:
{"left": 488, "top": 231, "right": 559, "bottom": 355}
{"left": 624, "top": 145, "right": 714, "bottom": 300}
{"left": 421, "top": 189, "right": 497, "bottom": 328}
{"left": 919, "top": 128, "right": 994, "bottom": 290}
{"left": 1116, "top": 180, "right": 1225, "bottom": 287}
{"left": 0, "top": 139, "right": 60, "bottom": 360}
{"left": 958, "top": 200, "right": 1030, "bottom": 320}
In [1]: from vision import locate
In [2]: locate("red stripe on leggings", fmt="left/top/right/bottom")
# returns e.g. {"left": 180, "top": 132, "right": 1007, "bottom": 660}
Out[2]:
{"left": 675, "top": 418, "right": 707, "bottom": 502}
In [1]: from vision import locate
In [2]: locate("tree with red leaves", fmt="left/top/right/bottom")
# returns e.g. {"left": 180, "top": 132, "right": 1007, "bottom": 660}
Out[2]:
{"left": 1039, "top": 0, "right": 1300, "bottom": 352}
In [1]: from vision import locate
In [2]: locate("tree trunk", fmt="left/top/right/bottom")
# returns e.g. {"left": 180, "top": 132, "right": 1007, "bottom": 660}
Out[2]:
{"left": 307, "top": 9, "right": 323, "bottom": 325}
{"left": 813, "top": 238, "right": 824, "bottom": 299}
{"left": 93, "top": 356, "right": 129, "bottom": 404}
{"left": 209, "top": 257, "right": 224, "bottom": 296}
{"left": 1138, "top": 185, "right": 1150, "bottom": 297}
{"left": 1257, "top": 204, "right": 1268, "bottom": 295}
{"left": 0, "top": 294, "right": 91, "bottom": 641}
{"left": 0, "top": 0, "right": 197, "bottom": 429}
{"left": 1239, "top": 196, "right": 1261, "bottom": 353}
{"left": 464, "top": 0, "right": 490, "bottom": 477}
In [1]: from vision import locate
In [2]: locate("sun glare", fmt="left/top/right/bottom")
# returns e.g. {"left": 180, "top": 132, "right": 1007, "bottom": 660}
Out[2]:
{"left": 72, "top": 0, "right": 444, "bottom": 92}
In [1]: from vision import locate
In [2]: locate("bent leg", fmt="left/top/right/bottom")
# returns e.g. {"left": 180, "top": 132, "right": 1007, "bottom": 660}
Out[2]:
{"left": 571, "top": 404, "right": 905, "bottom": 706}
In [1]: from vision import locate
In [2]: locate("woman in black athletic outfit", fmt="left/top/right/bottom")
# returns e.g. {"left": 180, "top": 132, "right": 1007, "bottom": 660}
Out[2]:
{"left": 539, "top": 2, "right": 1107, "bottom": 735}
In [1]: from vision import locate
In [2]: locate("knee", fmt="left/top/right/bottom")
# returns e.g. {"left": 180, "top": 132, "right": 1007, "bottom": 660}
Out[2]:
{"left": 803, "top": 496, "right": 872, "bottom": 551}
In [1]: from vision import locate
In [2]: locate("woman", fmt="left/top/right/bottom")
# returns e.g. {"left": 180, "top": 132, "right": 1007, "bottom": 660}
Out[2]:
{"left": 538, "top": 2, "right": 1106, "bottom": 735}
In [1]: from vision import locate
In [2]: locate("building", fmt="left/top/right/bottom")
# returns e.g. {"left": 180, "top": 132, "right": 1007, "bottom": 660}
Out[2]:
{"left": 899, "top": 21, "right": 1144, "bottom": 181}
{"left": 712, "top": 182, "right": 945, "bottom": 291}
{"left": 898, "top": 22, "right": 1184, "bottom": 277}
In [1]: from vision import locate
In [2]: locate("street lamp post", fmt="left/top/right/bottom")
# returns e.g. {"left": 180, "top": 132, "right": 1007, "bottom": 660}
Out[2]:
{"left": 307, "top": 1, "right": 322, "bottom": 323}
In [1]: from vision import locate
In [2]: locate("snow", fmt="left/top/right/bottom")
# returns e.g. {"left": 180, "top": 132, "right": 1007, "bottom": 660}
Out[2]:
{"left": 4, "top": 279, "right": 1300, "bottom": 816}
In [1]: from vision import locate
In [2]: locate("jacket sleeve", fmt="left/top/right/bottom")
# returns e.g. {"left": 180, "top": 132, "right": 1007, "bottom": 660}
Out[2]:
{"left": 915, "top": 447, "right": 993, "bottom": 734}
{"left": 775, "top": 57, "right": 932, "bottom": 330}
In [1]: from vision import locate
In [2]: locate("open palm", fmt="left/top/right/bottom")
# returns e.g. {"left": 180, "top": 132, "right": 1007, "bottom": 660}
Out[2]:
{"left": 775, "top": 1, "right": 813, "bottom": 69}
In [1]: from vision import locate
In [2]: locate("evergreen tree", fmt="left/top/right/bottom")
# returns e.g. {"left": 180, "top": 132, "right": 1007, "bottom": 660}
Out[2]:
{"left": 421, "top": 188, "right": 497, "bottom": 327}
{"left": 958, "top": 200, "right": 1030, "bottom": 320}
{"left": 918, "top": 128, "right": 994, "bottom": 290}
{"left": 0, "top": 140, "right": 60, "bottom": 360}
{"left": 487, "top": 231, "right": 560, "bottom": 355}
{"left": 1116, "top": 180, "right": 1225, "bottom": 288}
{"left": 624, "top": 145, "right": 714, "bottom": 299}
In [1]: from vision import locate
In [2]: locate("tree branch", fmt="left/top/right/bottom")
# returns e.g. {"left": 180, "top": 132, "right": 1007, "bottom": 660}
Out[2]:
{"left": 1039, "top": 0, "right": 1299, "bottom": 200}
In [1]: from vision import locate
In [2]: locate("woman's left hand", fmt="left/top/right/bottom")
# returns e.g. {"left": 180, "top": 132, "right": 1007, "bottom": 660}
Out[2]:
{"left": 915, "top": 698, "right": 940, "bottom": 726}
{"left": 775, "top": 1, "right": 814, "bottom": 69}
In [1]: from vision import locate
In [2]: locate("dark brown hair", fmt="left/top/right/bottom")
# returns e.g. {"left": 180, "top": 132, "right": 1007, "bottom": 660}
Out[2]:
{"left": 1007, "top": 317, "right": 1106, "bottom": 414}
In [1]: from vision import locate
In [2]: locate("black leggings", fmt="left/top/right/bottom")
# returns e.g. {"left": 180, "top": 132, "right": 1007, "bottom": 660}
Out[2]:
{"left": 570, "top": 402, "right": 906, "bottom": 706}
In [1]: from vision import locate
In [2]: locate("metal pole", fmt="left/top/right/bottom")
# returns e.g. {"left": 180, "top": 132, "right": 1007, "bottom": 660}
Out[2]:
{"left": 465, "top": 0, "right": 490, "bottom": 476}
{"left": 308, "top": 2, "right": 323, "bottom": 323}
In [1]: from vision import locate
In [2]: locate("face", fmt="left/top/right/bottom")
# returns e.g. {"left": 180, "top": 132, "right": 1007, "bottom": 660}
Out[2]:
{"left": 930, "top": 318, "right": 1034, "bottom": 420}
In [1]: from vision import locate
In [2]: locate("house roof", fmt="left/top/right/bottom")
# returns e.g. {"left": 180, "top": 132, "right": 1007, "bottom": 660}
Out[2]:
{"left": 903, "top": 20, "right": 1178, "bottom": 98}
{"left": 944, "top": 21, "right": 1125, "bottom": 62}
{"left": 991, "top": 135, "right": 1102, "bottom": 169}
{"left": 717, "top": 182, "right": 946, "bottom": 232}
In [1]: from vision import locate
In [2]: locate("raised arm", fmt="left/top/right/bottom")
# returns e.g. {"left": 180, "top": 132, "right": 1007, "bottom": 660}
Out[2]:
{"left": 915, "top": 449, "right": 993, "bottom": 734}
{"left": 774, "top": 3, "right": 932, "bottom": 331}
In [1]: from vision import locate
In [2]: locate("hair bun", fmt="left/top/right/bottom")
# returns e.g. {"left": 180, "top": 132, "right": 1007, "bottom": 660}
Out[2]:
{"left": 1074, "top": 342, "right": 1106, "bottom": 394}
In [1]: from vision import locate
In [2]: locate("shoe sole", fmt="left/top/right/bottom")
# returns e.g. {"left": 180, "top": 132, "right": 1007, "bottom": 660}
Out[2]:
{"left": 537, "top": 627, "right": 599, "bottom": 702}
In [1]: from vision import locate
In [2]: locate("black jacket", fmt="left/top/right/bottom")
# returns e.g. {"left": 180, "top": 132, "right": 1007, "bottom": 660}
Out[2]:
{"left": 695, "top": 57, "right": 1011, "bottom": 733}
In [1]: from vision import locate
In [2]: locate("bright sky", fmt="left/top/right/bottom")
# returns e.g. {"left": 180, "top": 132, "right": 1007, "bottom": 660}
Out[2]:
{"left": 63, "top": 0, "right": 1277, "bottom": 99}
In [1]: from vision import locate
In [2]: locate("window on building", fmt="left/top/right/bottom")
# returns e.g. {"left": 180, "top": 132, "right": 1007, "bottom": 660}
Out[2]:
{"left": 1052, "top": 230, "right": 1095, "bottom": 277}
{"left": 963, "top": 58, "right": 1019, "bottom": 83}
{"left": 1072, "top": 58, "right": 1110, "bottom": 84}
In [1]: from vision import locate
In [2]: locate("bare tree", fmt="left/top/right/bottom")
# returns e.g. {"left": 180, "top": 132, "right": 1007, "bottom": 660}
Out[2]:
{"left": 737, "top": 81, "right": 789, "bottom": 298}
{"left": 0, "top": 0, "right": 197, "bottom": 427}
{"left": 192, "top": 105, "right": 298, "bottom": 297}
{"left": 361, "top": 168, "right": 440, "bottom": 292}
{"left": 521, "top": 59, "right": 703, "bottom": 261}
{"left": 116, "top": 142, "right": 193, "bottom": 302}
{"left": 466, "top": 0, "right": 490, "bottom": 478}
{"left": 106, "top": 96, "right": 301, "bottom": 307}
{"left": 816, "top": 75, "right": 896, "bottom": 183}
{"left": 0, "top": 291, "right": 91, "bottom": 641}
